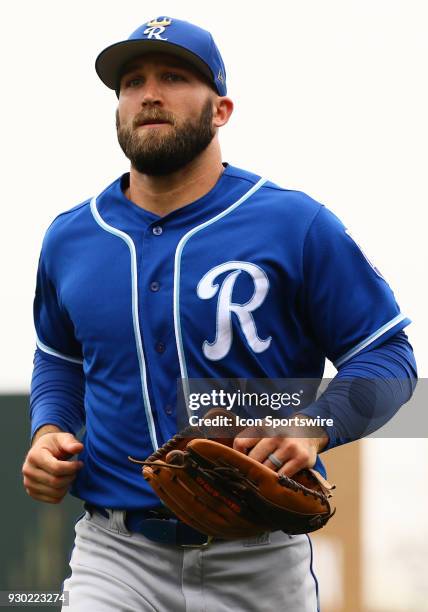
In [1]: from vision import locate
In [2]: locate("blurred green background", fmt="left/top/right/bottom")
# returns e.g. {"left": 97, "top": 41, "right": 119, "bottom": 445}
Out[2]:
{"left": 0, "top": 395, "right": 84, "bottom": 611}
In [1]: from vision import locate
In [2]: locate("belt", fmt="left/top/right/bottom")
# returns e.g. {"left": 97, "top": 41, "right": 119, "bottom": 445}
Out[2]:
{"left": 84, "top": 503, "right": 213, "bottom": 547}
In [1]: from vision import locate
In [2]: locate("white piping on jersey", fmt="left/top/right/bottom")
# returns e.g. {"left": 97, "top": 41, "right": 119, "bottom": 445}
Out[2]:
{"left": 173, "top": 177, "right": 268, "bottom": 405}
{"left": 89, "top": 197, "right": 159, "bottom": 451}
{"left": 36, "top": 335, "right": 84, "bottom": 365}
{"left": 334, "top": 313, "right": 408, "bottom": 368}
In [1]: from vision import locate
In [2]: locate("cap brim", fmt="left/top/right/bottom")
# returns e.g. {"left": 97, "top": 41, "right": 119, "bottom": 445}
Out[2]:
{"left": 95, "top": 39, "right": 214, "bottom": 90}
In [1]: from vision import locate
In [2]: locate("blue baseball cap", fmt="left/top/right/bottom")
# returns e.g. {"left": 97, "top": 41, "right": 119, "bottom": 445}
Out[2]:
{"left": 95, "top": 17, "right": 227, "bottom": 96}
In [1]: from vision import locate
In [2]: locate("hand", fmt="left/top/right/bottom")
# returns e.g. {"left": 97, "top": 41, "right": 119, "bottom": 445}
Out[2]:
{"left": 233, "top": 415, "right": 329, "bottom": 477}
{"left": 22, "top": 432, "right": 84, "bottom": 504}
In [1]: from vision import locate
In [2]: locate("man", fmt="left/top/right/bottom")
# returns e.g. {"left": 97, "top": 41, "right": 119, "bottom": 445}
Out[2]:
{"left": 23, "top": 17, "right": 416, "bottom": 611}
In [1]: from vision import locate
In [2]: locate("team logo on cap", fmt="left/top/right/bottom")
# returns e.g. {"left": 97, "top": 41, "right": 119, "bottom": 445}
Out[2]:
{"left": 144, "top": 17, "right": 172, "bottom": 40}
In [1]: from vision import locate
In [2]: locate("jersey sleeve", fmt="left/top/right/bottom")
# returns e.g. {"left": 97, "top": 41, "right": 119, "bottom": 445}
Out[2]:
{"left": 33, "top": 243, "right": 83, "bottom": 363}
{"left": 302, "top": 206, "right": 411, "bottom": 366}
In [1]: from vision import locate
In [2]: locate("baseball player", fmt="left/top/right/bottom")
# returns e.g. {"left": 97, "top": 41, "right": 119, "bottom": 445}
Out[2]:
{"left": 22, "top": 17, "right": 417, "bottom": 612}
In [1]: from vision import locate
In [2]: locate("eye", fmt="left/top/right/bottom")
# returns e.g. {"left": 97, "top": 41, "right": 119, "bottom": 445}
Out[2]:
{"left": 121, "top": 75, "right": 144, "bottom": 89}
{"left": 163, "top": 72, "right": 186, "bottom": 82}
{"left": 127, "top": 77, "right": 144, "bottom": 87}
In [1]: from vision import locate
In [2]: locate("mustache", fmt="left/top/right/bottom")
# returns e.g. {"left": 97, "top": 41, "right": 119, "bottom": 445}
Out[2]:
{"left": 132, "top": 109, "right": 176, "bottom": 128}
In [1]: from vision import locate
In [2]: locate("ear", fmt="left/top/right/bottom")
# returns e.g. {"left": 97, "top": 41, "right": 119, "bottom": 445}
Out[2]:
{"left": 212, "top": 96, "right": 234, "bottom": 128}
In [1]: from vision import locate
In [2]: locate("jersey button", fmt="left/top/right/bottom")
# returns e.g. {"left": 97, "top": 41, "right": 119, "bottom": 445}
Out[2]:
{"left": 155, "top": 342, "right": 166, "bottom": 354}
{"left": 165, "top": 405, "right": 173, "bottom": 415}
{"left": 150, "top": 281, "right": 160, "bottom": 292}
{"left": 152, "top": 226, "right": 163, "bottom": 236}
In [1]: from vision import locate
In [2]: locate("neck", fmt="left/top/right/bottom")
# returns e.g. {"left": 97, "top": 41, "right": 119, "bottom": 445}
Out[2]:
{"left": 125, "top": 140, "right": 224, "bottom": 216}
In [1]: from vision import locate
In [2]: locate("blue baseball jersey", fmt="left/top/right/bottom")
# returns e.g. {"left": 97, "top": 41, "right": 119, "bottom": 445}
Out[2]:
{"left": 32, "top": 164, "right": 410, "bottom": 509}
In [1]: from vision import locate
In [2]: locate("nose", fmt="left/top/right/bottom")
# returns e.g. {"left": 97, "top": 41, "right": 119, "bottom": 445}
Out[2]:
{"left": 141, "top": 75, "right": 162, "bottom": 107}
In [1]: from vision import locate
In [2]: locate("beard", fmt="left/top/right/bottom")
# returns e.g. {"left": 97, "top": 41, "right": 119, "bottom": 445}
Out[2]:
{"left": 116, "top": 99, "right": 215, "bottom": 176}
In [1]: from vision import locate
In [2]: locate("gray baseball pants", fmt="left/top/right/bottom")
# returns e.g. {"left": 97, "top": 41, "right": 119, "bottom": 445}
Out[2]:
{"left": 62, "top": 509, "right": 320, "bottom": 611}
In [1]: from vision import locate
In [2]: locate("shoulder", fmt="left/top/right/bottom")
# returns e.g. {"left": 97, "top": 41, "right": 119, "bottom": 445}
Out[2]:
{"left": 47, "top": 198, "right": 92, "bottom": 227}
{"left": 225, "top": 164, "right": 325, "bottom": 227}
{"left": 41, "top": 177, "right": 121, "bottom": 253}
{"left": 42, "top": 198, "right": 92, "bottom": 253}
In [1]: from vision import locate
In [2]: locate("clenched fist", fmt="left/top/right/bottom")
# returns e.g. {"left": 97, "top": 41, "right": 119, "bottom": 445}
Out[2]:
{"left": 22, "top": 427, "right": 84, "bottom": 504}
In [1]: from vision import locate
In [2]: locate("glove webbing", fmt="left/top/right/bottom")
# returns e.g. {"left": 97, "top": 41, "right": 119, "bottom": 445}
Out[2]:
{"left": 145, "top": 425, "right": 202, "bottom": 463}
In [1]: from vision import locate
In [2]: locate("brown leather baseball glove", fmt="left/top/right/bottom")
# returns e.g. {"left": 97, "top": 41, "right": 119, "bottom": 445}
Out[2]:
{"left": 130, "top": 411, "right": 335, "bottom": 539}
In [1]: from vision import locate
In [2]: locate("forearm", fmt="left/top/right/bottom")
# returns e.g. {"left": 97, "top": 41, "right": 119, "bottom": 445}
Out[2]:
{"left": 300, "top": 331, "right": 417, "bottom": 449}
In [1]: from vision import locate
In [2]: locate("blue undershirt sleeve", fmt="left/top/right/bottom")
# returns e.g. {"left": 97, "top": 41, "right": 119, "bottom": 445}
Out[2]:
{"left": 30, "top": 348, "right": 86, "bottom": 440}
{"left": 299, "top": 330, "right": 417, "bottom": 449}
{"left": 31, "top": 229, "right": 86, "bottom": 440}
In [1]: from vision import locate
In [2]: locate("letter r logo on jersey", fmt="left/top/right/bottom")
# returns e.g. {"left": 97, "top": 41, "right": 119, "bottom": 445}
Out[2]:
{"left": 196, "top": 261, "right": 272, "bottom": 361}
